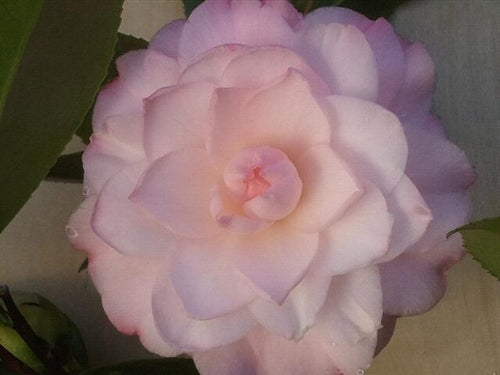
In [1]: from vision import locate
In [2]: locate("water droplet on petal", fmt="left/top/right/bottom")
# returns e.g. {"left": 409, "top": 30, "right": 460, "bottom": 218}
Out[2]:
{"left": 65, "top": 225, "right": 78, "bottom": 238}
{"left": 82, "top": 186, "right": 89, "bottom": 197}
{"left": 377, "top": 324, "right": 384, "bottom": 329}
{"left": 357, "top": 369, "right": 365, "bottom": 375}
{"left": 331, "top": 341, "right": 336, "bottom": 347}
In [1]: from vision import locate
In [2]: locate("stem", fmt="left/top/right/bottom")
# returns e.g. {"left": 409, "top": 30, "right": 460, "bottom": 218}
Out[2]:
{"left": 0, "top": 285, "right": 69, "bottom": 375}
{"left": 0, "top": 343, "right": 39, "bottom": 375}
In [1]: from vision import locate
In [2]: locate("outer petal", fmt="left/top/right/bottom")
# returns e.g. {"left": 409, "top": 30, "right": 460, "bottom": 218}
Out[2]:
{"left": 152, "top": 270, "right": 256, "bottom": 351}
{"left": 169, "top": 239, "right": 257, "bottom": 320}
{"left": 389, "top": 42, "right": 436, "bottom": 120}
{"left": 93, "top": 50, "right": 179, "bottom": 132}
{"left": 249, "top": 262, "right": 331, "bottom": 340}
{"left": 115, "top": 49, "right": 180, "bottom": 97}
{"left": 178, "top": 0, "right": 300, "bottom": 61}
{"left": 319, "top": 184, "right": 393, "bottom": 275}
{"left": 130, "top": 148, "right": 221, "bottom": 239}
{"left": 404, "top": 116, "right": 475, "bottom": 194}
{"left": 378, "top": 175, "right": 432, "bottom": 262}
{"left": 209, "top": 70, "right": 331, "bottom": 166}
{"left": 67, "top": 197, "right": 179, "bottom": 357}
{"left": 314, "top": 266, "right": 383, "bottom": 345}
{"left": 143, "top": 82, "right": 214, "bottom": 161}
{"left": 363, "top": 18, "right": 405, "bottom": 107}
{"left": 380, "top": 235, "right": 465, "bottom": 316}
{"left": 304, "top": 5, "right": 370, "bottom": 30}
{"left": 149, "top": 19, "right": 185, "bottom": 58}
{"left": 298, "top": 23, "right": 378, "bottom": 100}
{"left": 323, "top": 95, "right": 408, "bottom": 193}
{"left": 92, "top": 162, "right": 176, "bottom": 256}
{"left": 287, "top": 145, "right": 361, "bottom": 233}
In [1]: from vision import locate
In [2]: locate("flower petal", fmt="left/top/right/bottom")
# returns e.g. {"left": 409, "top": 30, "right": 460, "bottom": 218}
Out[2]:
{"left": 314, "top": 266, "right": 383, "bottom": 345}
{"left": 230, "top": 223, "right": 319, "bottom": 304}
{"left": 380, "top": 235, "right": 464, "bottom": 316}
{"left": 149, "top": 19, "right": 185, "bottom": 58}
{"left": 209, "top": 70, "right": 331, "bottom": 166}
{"left": 287, "top": 144, "right": 361, "bottom": 232}
{"left": 169, "top": 239, "right": 257, "bottom": 320}
{"left": 130, "top": 148, "right": 221, "bottom": 239}
{"left": 319, "top": 184, "right": 393, "bottom": 275}
{"left": 323, "top": 95, "right": 408, "bottom": 193}
{"left": 143, "top": 82, "right": 214, "bottom": 161}
{"left": 304, "top": 5, "right": 370, "bottom": 30}
{"left": 378, "top": 175, "right": 432, "bottom": 262}
{"left": 67, "top": 197, "right": 179, "bottom": 357}
{"left": 92, "top": 162, "right": 176, "bottom": 256}
{"left": 249, "top": 263, "right": 331, "bottom": 340}
{"left": 115, "top": 49, "right": 179, "bottom": 97}
{"left": 152, "top": 270, "right": 256, "bottom": 351}
{"left": 299, "top": 23, "right": 378, "bottom": 100}
{"left": 178, "top": 0, "right": 300, "bottom": 61}
{"left": 404, "top": 115, "right": 475, "bottom": 194}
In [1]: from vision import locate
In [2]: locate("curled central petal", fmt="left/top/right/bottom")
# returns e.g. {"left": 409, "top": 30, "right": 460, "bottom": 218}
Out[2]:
{"left": 223, "top": 146, "right": 303, "bottom": 221}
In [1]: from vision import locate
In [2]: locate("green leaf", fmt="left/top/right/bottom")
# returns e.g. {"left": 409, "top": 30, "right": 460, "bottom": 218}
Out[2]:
{"left": 80, "top": 358, "right": 199, "bottom": 375}
{"left": 46, "top": 152, "right": 84, "bottom": 182}
{"left": 291, "top": 0, "right": 414, "bottom": 17}
{"left": 75, "top": 33, "right": 148, "bottom": 144}
{"left": 182, "top": 0, "right": 203, "bottom": 17}
{"left": 0, "top": 0, "right": 43, "bottom": 120}
{"left": 0, "top": 0, "right": 123, "bottom": 233}
{"left": 448, "top": 217, "right": 500, "bottom": 280}
{"left": 0, "top": 291, "right": 88, "bottom": 374}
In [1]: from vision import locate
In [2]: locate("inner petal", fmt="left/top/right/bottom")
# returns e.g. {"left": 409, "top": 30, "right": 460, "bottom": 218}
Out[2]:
{"left": 224, "top": 146, "right": 303, "bottom": 222}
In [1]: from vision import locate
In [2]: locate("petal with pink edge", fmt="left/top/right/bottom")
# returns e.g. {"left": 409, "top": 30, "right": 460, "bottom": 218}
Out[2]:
{"left": 324, "top": 95, "right": 408, "bottom": 193}
{"left": 178, "top": 0, "right": 300, "bottom": 61}
{"left": 169, "top": 239, "right": 257, "bottom": 320}
{"left": 209, "top": 70, "right": 331, "bottom": 166}
{"left": 380, "top": 234, "right": 464, "bottom": 316}
{"left": 67, "top": 197, "right": 179, "bottom": 357}
{"left": 130, "top": 148, "right": 221, "bottom": 239}
{"left": 319, "top": 184, "right": 393, "bottom": 276}
{"left": 288, "top": 145, "right": 361, "bottom": 233}
{"left": 152, "top": 270, "right": 256, "bottom": 351}
{"left": 299, "top": 23, "right": 378, "bottom": 101}
{"left": 143, "top": 82, "right": 214, "bottom": 161}
{"left": 92, "top": 162, "right": 176, "bottom": 256}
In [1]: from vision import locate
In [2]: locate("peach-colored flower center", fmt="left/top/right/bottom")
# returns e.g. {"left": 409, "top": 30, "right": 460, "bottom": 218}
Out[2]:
{"left": 223, "top": 146, "right": 303, "bottom": 222}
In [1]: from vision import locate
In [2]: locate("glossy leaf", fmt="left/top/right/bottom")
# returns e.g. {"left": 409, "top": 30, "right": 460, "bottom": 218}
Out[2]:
{"left": 0, "top": 0, "right": 123, "bottom": 233}
{"left": 448, "top": 217, "right": 500, "bottom": 280}
{"left": 0, "top": 0, "right": 43, "bottom": 119}
{"left": 75, "top": 33, "right": 148, "bottom": 144}
{"left": 46, "top": 152, "right": 84, "bottom": 182}
{"left": 80, "top": 358, "right": 199, "bottom": 375}
{"left": 0, "top": 291, "right": 88, "bottom": 374}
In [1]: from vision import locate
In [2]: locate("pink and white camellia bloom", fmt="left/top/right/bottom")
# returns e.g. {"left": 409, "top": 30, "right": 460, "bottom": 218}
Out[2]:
{"left": 67, "top": 1, "right": 475, "bottom": 374}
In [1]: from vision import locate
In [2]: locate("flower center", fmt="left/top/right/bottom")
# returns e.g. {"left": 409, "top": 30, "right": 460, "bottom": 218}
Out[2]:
{"left": 223, "top": 146, "right": 302, "bottom": 221}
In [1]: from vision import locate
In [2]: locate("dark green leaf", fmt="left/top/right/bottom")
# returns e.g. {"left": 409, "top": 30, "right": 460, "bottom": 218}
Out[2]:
{"left": 0, "top": 0, "right": 123, "bottom": 233}
{"left": 0, "top": 0, "right": 43, "bottom": 119}
{"left": 182, "top": 0, "right": 203, "bottom": 17}
{"left": 75, "top": 33, "right": 148, "bottom": 144}
{"left": 80, "top": 358, "right": 199, "bottom": 375}
{"left": 448, "top": 217, "right": 500, "bottom": 280}
{"left": 46, "top": 152, "right": 84, "bottom": 182}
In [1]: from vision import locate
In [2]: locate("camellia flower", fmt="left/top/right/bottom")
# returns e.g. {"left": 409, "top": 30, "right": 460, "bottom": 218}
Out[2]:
{"left": 67, "top": 1, "right": 475, "bottom": 374}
